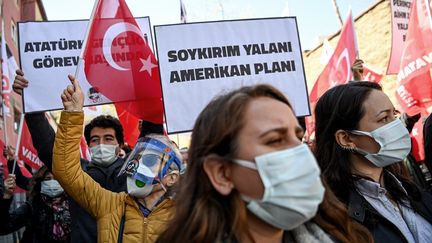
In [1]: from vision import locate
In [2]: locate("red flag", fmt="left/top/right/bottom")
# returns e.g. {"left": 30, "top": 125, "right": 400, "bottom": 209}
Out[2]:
{"left": 363, "top": 66, "right": 383, "bottom": 83}
{"left": 411, "top": 116, "right": 426, "bottom": 162}
{"left": 18, "top": 122, "right": 43, "bottom": 170}
{"left": 0, "top": 139, "right": 32, "bottom": 192}
{"left": 83, "top": 0, "right": 163, "bottom": 123}
{"left": 115, "top": 103, "right": 139, "bottom": 147}
{"left": 396, "top": 0, "right": 432, "bottom": 115}
{"left": 1, "top": 20, "right": 11, "bottom": 116}
{"left": 79, "top": 136, "right": 91, "bottom": 161}
{"left": 306, "top": 10, "right": 357, "bottom": 136}
{"left": 319, "top": 39, "right": 382, "bottom": 84}
{"left": 397, "top": 70, "right": 432, "bottom": 115}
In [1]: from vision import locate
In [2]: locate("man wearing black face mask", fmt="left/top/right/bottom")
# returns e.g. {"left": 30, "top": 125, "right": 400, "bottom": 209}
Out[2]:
{"left": 13, "top": 70, "right": 129, "bottom": 243}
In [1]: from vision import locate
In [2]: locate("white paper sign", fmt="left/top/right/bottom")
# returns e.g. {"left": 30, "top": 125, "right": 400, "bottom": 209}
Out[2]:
{"left": 387, "top": 0, "right": 412, "bottom": 74}
{"left": 154, "top": 17, "right": 310, "bottom": 134}
{"left": 18, "top": 18, "right": 152, "bottom": 113}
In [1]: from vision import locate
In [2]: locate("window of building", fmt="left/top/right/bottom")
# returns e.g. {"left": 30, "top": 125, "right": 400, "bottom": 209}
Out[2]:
{"left": 11, "top": 19, "right": 17, "bottom": 46}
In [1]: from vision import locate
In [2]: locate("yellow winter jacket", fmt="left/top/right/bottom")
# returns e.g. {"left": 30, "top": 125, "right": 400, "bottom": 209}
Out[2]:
{"left": 53, "top": 111, "right": 174, "bottom": 243}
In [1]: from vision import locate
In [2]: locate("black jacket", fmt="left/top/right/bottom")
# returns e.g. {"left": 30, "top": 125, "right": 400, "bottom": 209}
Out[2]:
{"left": 424, "top": 114, "right": 432, "bottom": 174}
{"left": 25, "top": 113, "right": 127, "bottom": 243}
{"left": 0, "top": 195, "right": 70, "bottom": 243}
{"left": 348, "top": 182, "right": 432, "bottom": 243}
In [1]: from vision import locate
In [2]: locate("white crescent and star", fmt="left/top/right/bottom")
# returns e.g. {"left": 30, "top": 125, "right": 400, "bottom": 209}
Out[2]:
{"left": 102, "top": 22, "right": 156, "bottom": 76}
{"left": 139, "top": 55, "right": 157, "bottom": 74}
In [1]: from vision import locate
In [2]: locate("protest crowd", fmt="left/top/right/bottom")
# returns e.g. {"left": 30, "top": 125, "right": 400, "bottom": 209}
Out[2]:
{"left": 1, "top": 0, "right": 432, "bottom": 242}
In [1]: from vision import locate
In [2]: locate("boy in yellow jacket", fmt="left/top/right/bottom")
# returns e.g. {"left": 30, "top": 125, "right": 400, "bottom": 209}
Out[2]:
{"left": 53, "top": 75, "right": 182, "bottom": 243}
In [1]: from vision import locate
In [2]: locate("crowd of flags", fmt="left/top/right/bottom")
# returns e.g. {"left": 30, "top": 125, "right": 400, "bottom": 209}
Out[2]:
{"left": 1, "top": 0, "right": 432, "bottom": 190}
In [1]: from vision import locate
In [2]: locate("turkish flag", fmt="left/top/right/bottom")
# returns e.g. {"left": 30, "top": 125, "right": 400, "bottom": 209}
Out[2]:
{"left": 319, "top": 39, "right": 382, "bottom": 84}
{"left": 18, "top": 122, "right": 43, "bottom": 170}
{"left": 306, "top": 10, "right": 357, "bottom": 136}
{"left": 396, "top": 0, "right": 432, "bottom": 116}
{"left": 115, "top": 103, "right": 140, "bottom": 147}
{"left": 83, "top": 0, "right": 163, "bottom": 123}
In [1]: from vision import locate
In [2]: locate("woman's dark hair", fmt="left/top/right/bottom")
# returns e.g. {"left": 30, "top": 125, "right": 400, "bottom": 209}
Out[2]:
{"left": 157, "top": 84, "right": 372, "bottom": 243}
{"left": 84, "top": 115, "right": 124, "bottom": 145}
{"left": 314, "top": 81, "right": 412, "bottom": 204}
{"left": 29, "top": 166, "right": 50, "bottom": 200}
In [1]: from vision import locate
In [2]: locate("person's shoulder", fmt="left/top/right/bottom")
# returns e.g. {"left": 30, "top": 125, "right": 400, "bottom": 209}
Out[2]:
{"left": 286, "top": 221, "right": 335, "bottom": 243}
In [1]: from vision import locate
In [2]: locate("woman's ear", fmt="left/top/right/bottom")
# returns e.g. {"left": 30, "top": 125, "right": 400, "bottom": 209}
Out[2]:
{"left": 203, "top": 154, "right": 234, "bottom": 196}
{"left": 164, "top": 172, "right": 180, "bottom": 187}
{"left": 334, "top": 129, "right": 356, "bottom": 149}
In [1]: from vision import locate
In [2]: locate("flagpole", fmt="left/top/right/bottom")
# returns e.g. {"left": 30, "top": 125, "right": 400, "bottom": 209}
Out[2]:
{"left": 74, "top": 0, "right": 99, "bottom": 79}
{"left": 1, "top": 2, "right": 8, "bottom": 146}
{"left": 2, "top": 102, "right": 7, "bottom": 145}
{"left": 11, "top": 113, "right": 24, "bottom": 175}
{"left": 348, "top": 6, "right": 359, "bottom": 58}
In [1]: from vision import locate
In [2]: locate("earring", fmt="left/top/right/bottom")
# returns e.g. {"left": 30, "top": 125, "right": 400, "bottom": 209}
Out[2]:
{"left": 341, "top": 146, "right": 355, "bottom": 153}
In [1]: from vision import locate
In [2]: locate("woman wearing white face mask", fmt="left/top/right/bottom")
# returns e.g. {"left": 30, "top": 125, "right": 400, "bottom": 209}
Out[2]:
{"left": 315, "top": 81, "right": 432, "bottom": 243}
{"left": 0, "top": 166, "right": 71, "bottom": 242}
{"left": 157, "top": 84, "right": 373, "bottom": 243}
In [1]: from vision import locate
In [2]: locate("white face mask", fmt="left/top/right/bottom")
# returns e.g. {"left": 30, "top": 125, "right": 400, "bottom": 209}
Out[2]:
{"left": 126, "top": 176, "right": 155, "bottom": 198}
{"left": 90, "top": 144, "right": 118, "bottom": 166}
{"left": 233, "top": 143, "right": 325, "bottom": 230}
{"left": 350, "top": 119, "right": 411, "bottom": 167}
{"left": 41, "top": 179, "right": 64, "bottom": 198}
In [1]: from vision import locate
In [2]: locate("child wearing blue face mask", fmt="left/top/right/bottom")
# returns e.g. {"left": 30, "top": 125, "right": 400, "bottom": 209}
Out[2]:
{"left": 156, "top": 84, "right": 372, "bottom": 243}
{"left": 315, "top": 81, "right": 432, "bottom": 243}
{"left": 0, "top": 166, "right": 71, "bottom": 242}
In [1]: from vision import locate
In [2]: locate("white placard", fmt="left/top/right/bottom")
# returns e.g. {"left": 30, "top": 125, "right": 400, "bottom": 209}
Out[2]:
{"left": 18, "top": 18, "right": 152, "bottom": 113}
{"left": 387, "top": 0, "right": 412, "bottom": 74}
{"left": 154, "top": 17, "right": 310, "bottom": 134}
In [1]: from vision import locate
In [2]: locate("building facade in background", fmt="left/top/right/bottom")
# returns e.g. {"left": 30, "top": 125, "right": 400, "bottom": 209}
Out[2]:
{"left": 0, "top": 0, "right": 47, "bottom": 154}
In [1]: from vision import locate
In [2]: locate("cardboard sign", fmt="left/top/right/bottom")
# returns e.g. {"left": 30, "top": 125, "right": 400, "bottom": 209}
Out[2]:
{"left": 155, "top": 17, "right": 310, "bottom": 133}
{"left": 18, "top": 18, "right": 152, "bottom": 113}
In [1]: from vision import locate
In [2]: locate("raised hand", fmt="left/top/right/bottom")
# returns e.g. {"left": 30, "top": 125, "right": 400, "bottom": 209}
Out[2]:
{"left": 351, "top": 59, "right": 364, "bottom": 81}
{"left": 13, "top": 69, "right": 28, "bottom": 96}
{"left": 2, "top": 145, "right": 16, "bottom": 161}
{"left": 60, "top": 74, "right": 84, "bottom": 112}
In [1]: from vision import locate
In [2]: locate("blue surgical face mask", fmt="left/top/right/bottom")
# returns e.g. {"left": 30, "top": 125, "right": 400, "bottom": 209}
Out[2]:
{"left": 233, "top": 144, "right": 325, "bottom": 230}
{"left": 350, "top": 119, "right": 411, "bottom": 167}
{"left": 41, "top": 179, "right": 64, "bottom": 198}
